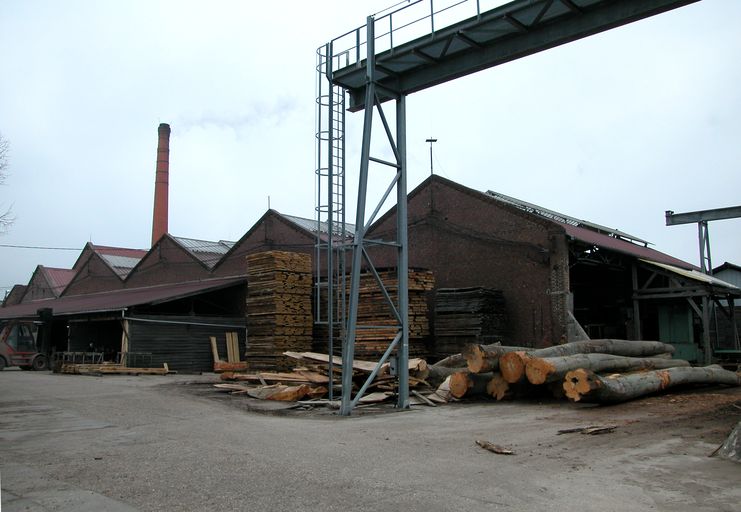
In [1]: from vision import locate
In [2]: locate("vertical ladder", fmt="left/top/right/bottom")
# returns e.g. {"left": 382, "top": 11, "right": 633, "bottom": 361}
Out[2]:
{"left": 315, "top": 44, "right": 348, "bottom": 400}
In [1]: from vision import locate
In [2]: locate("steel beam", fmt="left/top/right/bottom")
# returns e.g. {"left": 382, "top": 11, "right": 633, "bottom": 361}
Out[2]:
{"left": 665, "top": 206, "right": 741, "bottom": 225}
{"left": 334, "top": 0, "right": 700, "bottom": 110}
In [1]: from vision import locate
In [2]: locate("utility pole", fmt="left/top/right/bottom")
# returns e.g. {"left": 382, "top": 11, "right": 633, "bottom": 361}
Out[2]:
{"left": 425, "top": 138, "right": 437, "bottom": 175}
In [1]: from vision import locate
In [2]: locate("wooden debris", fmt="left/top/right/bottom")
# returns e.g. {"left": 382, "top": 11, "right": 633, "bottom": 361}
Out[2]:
{"left": 557, "top": 425, "right": 618, "bottom": 435}
{"left": 710, "top": 420, "right": 741, "bottom": 462}
{"left": 475, "top": 439, "right": 515, "bottom": 455}
{"left": 60, "top": 362, "right": 174, "bottom": 375}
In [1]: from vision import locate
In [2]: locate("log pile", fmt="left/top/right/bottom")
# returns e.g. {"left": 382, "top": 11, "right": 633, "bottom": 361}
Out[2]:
{"left": 432, "top": 339, "right": 741, "bottom": 404}
{"left": 433, "top": 287, "right": 507, "bottom": 358}
{"left": 245, "top": 251, "right": 313, "bottom": 371}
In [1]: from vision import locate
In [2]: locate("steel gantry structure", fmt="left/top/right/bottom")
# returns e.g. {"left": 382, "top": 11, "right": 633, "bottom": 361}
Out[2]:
{"left": 316, "top": 0, "right": 701, "bottom": 415}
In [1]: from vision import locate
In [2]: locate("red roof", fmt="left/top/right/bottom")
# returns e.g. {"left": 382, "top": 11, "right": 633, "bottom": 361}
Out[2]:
{"left": 562, "top": 224, "right": 696, "bottom": 270}
{"left": 91, "top": 245, "right": 148, "bottom": 259}
{"left": 0, "top": 276, "right": 246, "bottom": 319}
{"left": 41, "top": 267, "right": 76, "bottom": 296}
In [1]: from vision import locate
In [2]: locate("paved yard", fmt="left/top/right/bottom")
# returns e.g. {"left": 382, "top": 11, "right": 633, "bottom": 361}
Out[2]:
{"left": 0, "top": 370, "right": 739, "bottom": 511}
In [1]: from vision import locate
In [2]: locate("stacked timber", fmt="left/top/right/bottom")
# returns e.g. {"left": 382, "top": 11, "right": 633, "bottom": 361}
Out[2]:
{"left": 313, "top": 269, "right": 435, "bottom": 360}
{"left": 433, "top": 287, "right": 507, "bottom": 359}
{"left": 433, "top": 339, "right": 741, "bottom": 404}
{"left": 245, "top": 251, "right": 313, "bottom": 371}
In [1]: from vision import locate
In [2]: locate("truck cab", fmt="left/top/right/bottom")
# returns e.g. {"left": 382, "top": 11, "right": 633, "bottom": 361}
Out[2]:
{"left": 0, "top": 320, "right": 49, "bottom": 371}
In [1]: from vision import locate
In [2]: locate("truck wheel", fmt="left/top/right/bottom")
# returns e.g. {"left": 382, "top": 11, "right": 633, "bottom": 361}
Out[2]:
{"left": 32, "top": 355, "right": 49, "bottom": 371}
{"left": 0, "top": 357, "right": 6, "bottom": 371}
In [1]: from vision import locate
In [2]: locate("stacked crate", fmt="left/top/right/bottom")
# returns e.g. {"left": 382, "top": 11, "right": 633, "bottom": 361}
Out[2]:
{"left": 245, "top": 251, "right": 313, "bottom": 371}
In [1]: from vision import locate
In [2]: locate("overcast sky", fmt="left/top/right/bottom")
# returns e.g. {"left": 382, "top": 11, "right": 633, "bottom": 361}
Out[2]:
{"left": 1, "top": 0, "right": 739, "bottom": 297}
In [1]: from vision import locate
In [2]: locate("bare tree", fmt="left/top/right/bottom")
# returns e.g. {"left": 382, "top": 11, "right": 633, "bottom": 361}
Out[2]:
{"left": 0, "top": 133, "right": 14, "bottom": 233}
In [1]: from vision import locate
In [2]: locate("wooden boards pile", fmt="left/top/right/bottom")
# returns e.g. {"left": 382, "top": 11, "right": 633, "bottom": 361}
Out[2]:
{"left": 352, "top": 269, "right": 434, "bottom": 359}
{"left": 211, "top": 332, "right": 248, "bottom": 373}
{"left": 313, "top": 269, "right": 435, "bottom": 359}
{"left": 245, "top": 251, "right": 313, "bottom": 371}
{"left": 60, "top": 362, "right": 173, "bottom": 376}
{"left": 433, "top": 287, "right": 507, "bottom": 359}
{"left": 216, "top": 350, "right": 432, "bottom": 403}
{"left": 437, "top": 339, "right": 741, "bottom": 404}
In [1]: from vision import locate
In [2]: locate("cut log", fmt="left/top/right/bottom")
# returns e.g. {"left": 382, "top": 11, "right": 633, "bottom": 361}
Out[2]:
{"left": 433, "top": 342, "right": 521, "bottom": 369}
{"left": 449, "top": 371, "right": 494, "bottom": 398}
{"left": 247, "top": 384, "right": 312, "bottom": 401}
{"left": 500, "top": 339, "right": 676, "bottom": 383}
{"left": 525, "top": 354, "right": 691, "bottom": 385}
{"left": 463, "top": 344, "right": 529, "bottom": 374}
{"left": 563, "top": 365, "right": 741, "bottom": 403}
{"left": 486, "top": 373, "right": 512, "bottom": 401}
{"left": 426, "top": 365, "right": 463, "bottom": 388}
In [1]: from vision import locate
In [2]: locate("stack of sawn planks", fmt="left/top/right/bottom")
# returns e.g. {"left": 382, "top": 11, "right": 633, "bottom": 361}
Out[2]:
{"left": 245, "top": 251, "right": 313, "bottom": 371}
{"left": 215, "top": 350, "right": 432, "bottom": 402}
{"left": 347, "top": 269, "right": 434, "bottom": 359}
{"left": 436, "top": 339, "right": 741, "bottom": 404}
{"left": 433, "top": 287, "right": 507, "bottom": 359}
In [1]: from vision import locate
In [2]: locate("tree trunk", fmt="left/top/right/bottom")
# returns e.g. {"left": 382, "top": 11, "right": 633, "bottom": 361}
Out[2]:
{"left": 486, "top": 373, "right": 512, "bottom": 401}
{"left": 563, "top": 365, "right": 741, "bottom": 403}
{"left": 500, "top": 340, "right": 676, "bottom": 383}
{"left": 462, "top": 344, "right": 529, "bottom": 373}
{"left": 449, "top": 371, "right": 494, "bottom": 398}
{"left": 426, "top": 365, "right": 463, "bottom": 388}
{"left": 525, "top": 354, "right": 690, "bottom": 385}
{"left": 432, "top": 342, "right": 524, "bottom": 368}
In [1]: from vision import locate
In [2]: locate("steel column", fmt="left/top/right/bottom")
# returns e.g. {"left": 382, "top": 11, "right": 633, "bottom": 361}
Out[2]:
{"left": 396, "top": 94, "right": 409, "bottom": 410}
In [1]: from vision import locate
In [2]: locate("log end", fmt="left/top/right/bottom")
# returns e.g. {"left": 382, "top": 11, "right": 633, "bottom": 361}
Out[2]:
{"left": 525, "top": 357, "right": 556, "bottom": 385}
{"left": 465, "top": 344, "right": 488, "bottom": 374}
{"left": 563, "top": 368, "right": 599, "bottom": 402}
{"left": 449, "top": 371, "right": 473, "bottom": 399}
{"left": 500, "top": 351, "right": 527, "bottom": 384}
{"left": 486, "top": 374, "right": 511, "bottom": 401}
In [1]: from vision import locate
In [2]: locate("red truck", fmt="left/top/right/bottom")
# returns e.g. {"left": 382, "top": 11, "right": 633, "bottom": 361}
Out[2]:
{"left": 0, "top": 320, "right": 49, "bottom": 371}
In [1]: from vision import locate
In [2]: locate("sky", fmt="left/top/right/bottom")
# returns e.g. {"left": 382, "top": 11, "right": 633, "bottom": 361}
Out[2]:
{"left": 0, "top": 0, "right": 739, "bottom": 298}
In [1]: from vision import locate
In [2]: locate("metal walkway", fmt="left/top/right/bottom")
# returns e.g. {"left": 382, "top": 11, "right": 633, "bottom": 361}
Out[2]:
{"left": 327, "top": 0, "right": 699, "bottom": 110}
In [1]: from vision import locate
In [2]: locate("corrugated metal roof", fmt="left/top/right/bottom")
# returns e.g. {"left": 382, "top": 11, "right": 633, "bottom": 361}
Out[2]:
{"left": 172, "top": 236, "right": 235, "bottom": 269}
{"left": 92, "top": 245, "right": 148, "bottom": 259}
{"left": 99, "top": 254, "right": 144, "bottom": 278}
{"left": 281, "top": 213, "right": 355, "bottom": 238}
{"left": 486, "top": 190, "right": 650, "bottom": 245}
{"left": 0, "top": 276, "right": 246, "bottom": 319}
{"left": 563, "top": 224, "right": 696, "bottom": 270}
{"left": 641, "top": 259, "right": 741, "bottom": 291}
{"left": 41, "top": 267, "right": 76, "bottom": 296}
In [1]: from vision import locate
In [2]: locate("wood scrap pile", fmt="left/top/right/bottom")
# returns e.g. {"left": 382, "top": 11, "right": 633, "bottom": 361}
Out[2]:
{"left": 245, "top": 251, "right": 313, "bottom": 371}
{"left": 215, "top": 350, "right": 432, "bottom": 403}
{"left": 430, "top": 339, "right": 741, "bottom": 404}
{"left": 433, "top": 287, "right": 507, "bottom": 358}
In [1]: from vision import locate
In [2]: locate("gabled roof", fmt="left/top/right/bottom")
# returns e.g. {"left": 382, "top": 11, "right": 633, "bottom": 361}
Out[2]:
{"left": 72, "top": 243, "right": 148, "bottom": 279}
{"left": 2, "top": 285, "right": 27, "bottom": 307}
{"left": 42, "top": 267, "right": 76, "bottom": 294}
{"left": 0, "top": 276, "right": 246, "bottom": 320}
{"left": 281, "top": 213, "right": 355, "bottom": 240}
{"left": 171, "top": 236, "right": 235, "bottom": 270}
{"left": 713, "top": 262, "right": 741, "bottom": 274}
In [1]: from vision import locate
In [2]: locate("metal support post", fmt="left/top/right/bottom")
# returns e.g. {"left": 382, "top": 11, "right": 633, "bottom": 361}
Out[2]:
{"left": 341, "top": 16, "right": 376, "bottom": 417}
{"left": 396, "top": 94, "right": 409, "bottom": 410}
{"left": 701, "top": 295, "right": 712, "bottom": 365}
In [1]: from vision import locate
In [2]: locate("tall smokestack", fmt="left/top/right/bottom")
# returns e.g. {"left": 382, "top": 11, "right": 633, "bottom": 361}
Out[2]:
{"left": 151, "top": 123, "right": 170, "bottom": 246}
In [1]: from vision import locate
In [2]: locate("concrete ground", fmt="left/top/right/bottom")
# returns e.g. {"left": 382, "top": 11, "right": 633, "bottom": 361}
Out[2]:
{"left": 0, "top": 370, "right": 739, "bottom": 512}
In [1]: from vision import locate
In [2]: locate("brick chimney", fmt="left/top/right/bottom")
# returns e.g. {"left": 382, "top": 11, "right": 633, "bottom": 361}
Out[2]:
{"left": 151, "top": 123, "right": 170, "bottom": 246}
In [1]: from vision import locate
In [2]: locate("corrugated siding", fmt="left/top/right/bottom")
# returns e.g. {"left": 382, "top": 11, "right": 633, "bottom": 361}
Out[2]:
{"left": 127, "top": 314, "right": 246, "bottom": 373}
